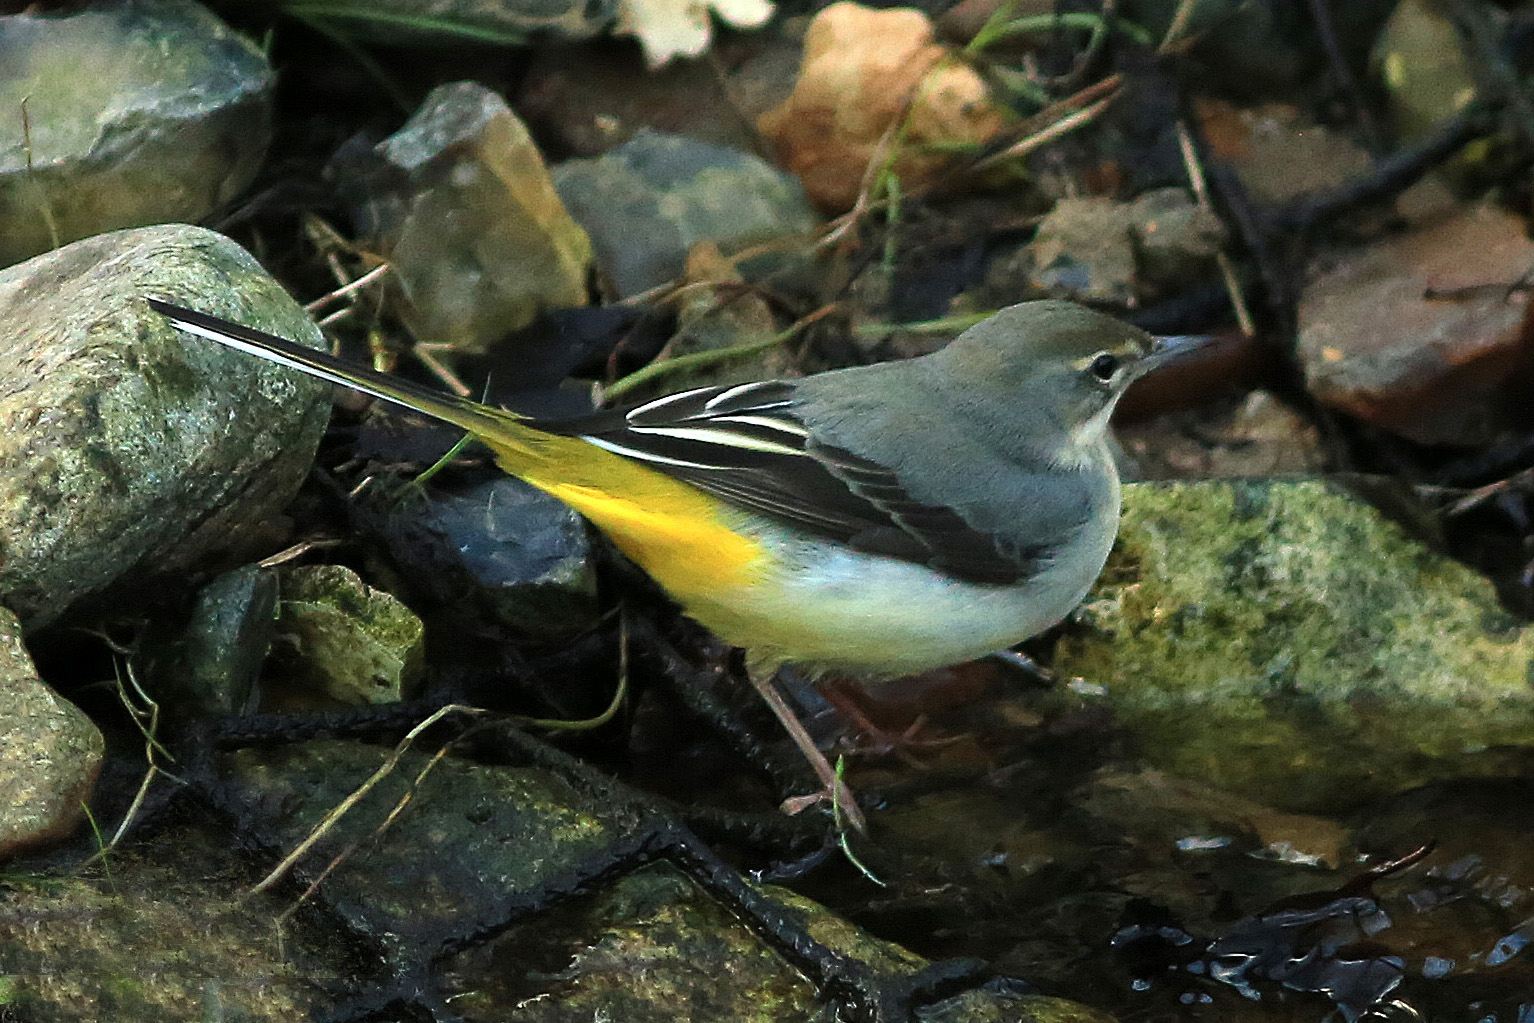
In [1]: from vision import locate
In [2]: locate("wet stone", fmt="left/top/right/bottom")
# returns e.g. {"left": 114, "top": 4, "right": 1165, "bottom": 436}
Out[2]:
{"left": 357, "top": 475, "right": 598, "bottom": 641}
{"left": 217, "top": 739, "right": 1092, "bottom": 1020}
{"left": 0, "top": 0, "right": 272, "bottom": 268}
{"left": 0, "top": 224, "right": 329, "bottom": 631}
{"left": 553, "top": 128, "right": 819, "bottom": 299}
{"left": 445, "top": 861, "right": 1095, "bottom": 1021}
{"left": 0, "top": 833, "right": 333, "bottom": 1021}
{"left": 276, "top": 565, "right": 425, "bottom": 705}
{"left": 1051, "top": 478, "right": 1534, "bottom": 813}
{"left": 142, "top": 565, "right": 277, "bottom": 720}
{"left": 217, "top": 739, "right": 621, "bottom": 955}
{"left": 0, "top": 606, "right": 103, "bottom": 859}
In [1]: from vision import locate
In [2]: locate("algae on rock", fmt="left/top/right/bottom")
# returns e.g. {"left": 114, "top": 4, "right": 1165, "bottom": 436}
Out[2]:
{"left": 1053, "top": 479, "right": 1534, "bottom": 811}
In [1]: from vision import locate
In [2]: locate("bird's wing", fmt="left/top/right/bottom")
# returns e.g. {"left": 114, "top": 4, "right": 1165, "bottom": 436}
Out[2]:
{"left": 534, "top": 381, "right": 1047, "bottom": 585}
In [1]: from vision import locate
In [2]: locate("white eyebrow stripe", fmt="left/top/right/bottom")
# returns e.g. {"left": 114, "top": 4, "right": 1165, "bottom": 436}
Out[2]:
{"left": 624, "top": 424, "right": 806, "bottom": 455}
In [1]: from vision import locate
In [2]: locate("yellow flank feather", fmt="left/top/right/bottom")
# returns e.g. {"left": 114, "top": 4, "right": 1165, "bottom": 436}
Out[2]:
{"left": 471, "top": 426, "right": 769, "bottom": 600}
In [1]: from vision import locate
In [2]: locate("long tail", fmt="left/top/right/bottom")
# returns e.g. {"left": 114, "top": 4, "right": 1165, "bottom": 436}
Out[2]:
{"left": 147, "top": 299, "right": 511, "bottom": 435}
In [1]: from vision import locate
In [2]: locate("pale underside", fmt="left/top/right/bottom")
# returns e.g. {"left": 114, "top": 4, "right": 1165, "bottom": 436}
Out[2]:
{"left": 686, "top": 496, "right": 1119, "bottom": 677}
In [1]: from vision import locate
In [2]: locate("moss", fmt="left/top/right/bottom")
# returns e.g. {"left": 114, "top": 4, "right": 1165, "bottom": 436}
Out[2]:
{"left": 1054, "top": 479, "right": 1534, "bottom": 810}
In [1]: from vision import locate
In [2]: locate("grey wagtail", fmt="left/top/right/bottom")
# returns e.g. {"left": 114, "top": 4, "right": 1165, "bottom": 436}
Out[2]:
{"left": 149, "top": 297, "right": 1188, "bottom": 823}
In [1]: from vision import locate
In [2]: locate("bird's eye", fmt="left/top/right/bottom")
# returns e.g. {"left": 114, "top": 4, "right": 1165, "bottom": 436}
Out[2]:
{"left": 1087, "top": 352, "right": 1120, "bottom": 382}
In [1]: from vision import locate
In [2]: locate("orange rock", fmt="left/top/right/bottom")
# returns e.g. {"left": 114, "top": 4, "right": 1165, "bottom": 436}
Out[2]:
{"left": 1298, "top": 201, "right": 1534, "bottom": 445}
{"left": 757, "top": 2, "right": 1007, "bottom": 213}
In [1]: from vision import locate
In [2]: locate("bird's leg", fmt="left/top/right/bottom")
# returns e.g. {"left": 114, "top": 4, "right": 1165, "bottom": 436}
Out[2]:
{"left": 745, "top": 667, "right": 868, "bottom": 835}
{"left": 816, "top": 679, "right": 964, "bottom": 766}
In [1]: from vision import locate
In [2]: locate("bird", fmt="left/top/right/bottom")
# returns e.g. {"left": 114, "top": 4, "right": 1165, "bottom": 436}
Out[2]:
{"left": 149, "top": 297, "right": 1191, "bottom": 825}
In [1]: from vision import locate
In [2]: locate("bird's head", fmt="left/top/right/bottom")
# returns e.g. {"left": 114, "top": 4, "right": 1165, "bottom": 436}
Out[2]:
{"left": 924, "top": 300, "right": 1203, "bottom": 463}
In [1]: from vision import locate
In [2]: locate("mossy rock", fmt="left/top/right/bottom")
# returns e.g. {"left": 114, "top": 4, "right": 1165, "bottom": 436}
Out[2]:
{"left": 1053, "top": 478, "right": 1534, "bottom": 811}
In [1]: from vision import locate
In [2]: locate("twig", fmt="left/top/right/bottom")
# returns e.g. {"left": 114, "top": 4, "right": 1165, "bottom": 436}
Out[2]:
{"left": 1176, "top": 119, "right": 1255, "bottom": 336}
{"left": 1305, "top": 0, "right": 1383, "bottom": 150}
{"left": 275, "top": 737, "right": 459, "bottom": 925}
{"left": 959, "top": 73, "right": 1124, "bottom": 180}
{"left": 1157, "top": 0, "right": 1201, "bottom": 54}
{"left": 599, "top": 303, "right": 837, "bottom": 404}
{"left": 20, "top": 95, "right": 60, "bottom": 252}
{"left": 304, "top": 261, "right": 393, "bottom": 316}
{"left": 258, "top": 538, "right": 344, "bottom": 569}
{"left": 1269, "top": 101, "right": 1498, "bottom": 235}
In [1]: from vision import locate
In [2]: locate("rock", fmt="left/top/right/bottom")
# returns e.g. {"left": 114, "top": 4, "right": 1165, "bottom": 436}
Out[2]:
{"left": 1118, "top": 390, "right": 1328, "bottom": 479}
{"left": 276, "top": 565, "right": 425, "bottom": 705}
{"left": 219, "top": 739, "right": 1106, "bottom": 1022}
{"left": 1374, "top": 0, "right": 1482, "bottom": 147}
{"left": 1025, "top": 197, "right": 1138, "bottom": 307}
{"left": 1193, "top": 99, "right": 1374, "bottom": 206}
{"left": 1051, "top": 479, "right": 1534, "bottom": 813}
{"left": 553, "top": 129, "right": 818, "bottom": 299}
{"left": 0, "top": 831, "right": 327, "bottom": 1019}
{"left": 217, "top": 739, "right": 621, "bottom": 949}
{"left": 756, "top": 2, "right": 1009, "bottom": 213}
{"left": 518, "top": 38, "right": 799, "bottom": 159}
{"left": 463, "top": 864, "right": 1094, "bottom": 1021}
{"left": 1019, "top": 189, "right": 1224, "bottom": 308}
{"left": 354, "top": 476, "right": 598, "bottom": 642}
{"left": 334, "top": 81, "right": 593, "bottom": 353}
{"left": 0, "top": 0, "right": 272, "bottom": 268}
{"left": 1297, "top": 202, "right": 1534, "bottom": 445}
{"left": 0, "top": 224, "right": 329, "bottom": 631}
{"left": 142, "top": 565, "right": 277, "bottom": 719}
{"left": 0, "top": 606, "right": 103, "bottom": 859}
{"left": 1129, "top": 188, "right": 1227, "bottom": 297}
{"left": 286, "top": 0, "right": 616, "bottom": 45}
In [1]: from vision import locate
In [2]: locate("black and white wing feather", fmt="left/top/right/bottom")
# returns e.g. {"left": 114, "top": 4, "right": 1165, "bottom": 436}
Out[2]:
{"left": 534, "top": 381, "right": 1047, "bottom": 585}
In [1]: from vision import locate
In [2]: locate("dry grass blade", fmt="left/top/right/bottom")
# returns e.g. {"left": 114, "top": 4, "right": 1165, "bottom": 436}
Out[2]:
{"left": 248, "top": 703, "right": 485, "bottom": 896}
{"left": 274, "top": 738, "right": 459, "bottom": 925}
{"left": 967, "top": 74, "right": 1123, "bottom": 176}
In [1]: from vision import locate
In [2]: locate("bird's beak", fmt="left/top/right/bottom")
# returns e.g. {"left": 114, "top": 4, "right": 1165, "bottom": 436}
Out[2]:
{"left": 1139, "top": 333, "right": 1215, "bottom": 375}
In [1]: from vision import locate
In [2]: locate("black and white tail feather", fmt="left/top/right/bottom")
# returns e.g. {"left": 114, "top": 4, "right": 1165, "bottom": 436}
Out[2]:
{"left": 151, "top": 299, "right": 1042, "bottom": 586}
